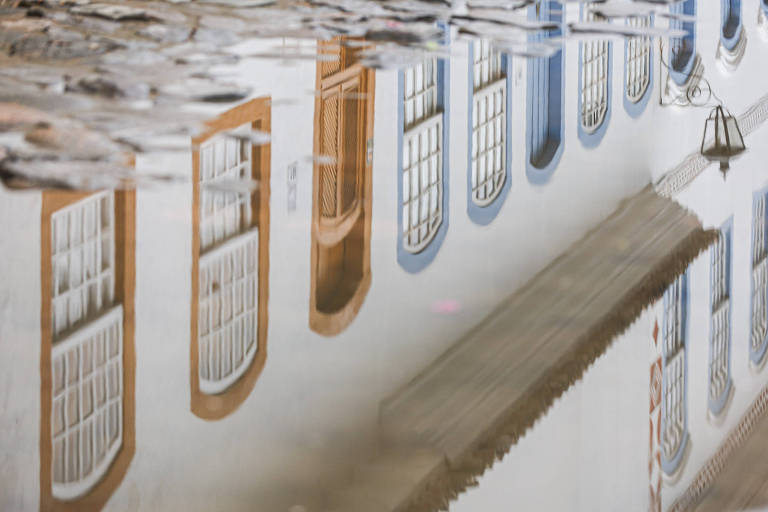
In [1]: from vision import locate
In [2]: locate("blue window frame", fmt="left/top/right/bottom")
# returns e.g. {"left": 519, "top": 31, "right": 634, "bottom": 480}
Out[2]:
{"left": 624, "top": 14, "right": 653, "bottom": 118}
{"left": 526, "top": 0, "right": 564, "bottom": 185}
{"left": 751, "top": 187, "right": 768, "bottom": 365}
{"left": 397, "top": 28, "right": 450, "bottom": 273}
{"left": 467, "top": 40, "right": 512, "bottom": 225}
{"left": 721, "top": 0, "right": 742, "bottom": 51}
{"left": 763, "top": 0, "right": 768, "bottom": 17}
{"left": 661, "top": 271, "right": 689, "bottom": 476}
{"left": 578, "top": 4, "right": 611, "bottom": 148}
{"left": 708, "top": 219, "right": 733, "bottom": 416}
{"left": 669, "top": 0, "right": 696, "bottom": 86}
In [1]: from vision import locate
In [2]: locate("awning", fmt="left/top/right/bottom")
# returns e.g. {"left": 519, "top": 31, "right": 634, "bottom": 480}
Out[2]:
{"left": 326, "top": 185, "right": 718, "bottom": 512}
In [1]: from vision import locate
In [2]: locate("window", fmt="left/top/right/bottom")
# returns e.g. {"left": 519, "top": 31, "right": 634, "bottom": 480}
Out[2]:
{"left": 526, "top": 0, "right": 564, "bottom": 184}
{"left": 753, "top": 191, "right": 768, "bottom": 365}
{"left": 624, "top": 14, "right": 653, "bottom": 117}
{"left": 468, "top": 39, "right": 510, "bottom": 224}
{"left": 41, "top": 188, "right": 136, "bottom": 510}
{"left": 191, "top": 97, "right": 270, "bottom": 419}
{"left": 669, "top": 0, "right": 696, "bottom": 86}
{"left": 402, "top": 58, "right": 443, "bottom": 253}
{"left": 397, "top": 29, "right": 449, "bottom": 273}
{"left": 721, "top": 0, "right": 742, "bottom": 51}
{"left": 661, "top": 273, "right": 688, "bottom": 475}
{"left": 197, "top": 128, "right": 260, "bottom": 395}
{"left": 49, "top": 192, "right": 122, "bottom": 500}
{"left": 311, "top": 38, "right": 374, "bottom": 334}
{"left": 709, "top": 222, "right": 732, "bottom": 415}
{"left": 578, "top": 6, "right": 611, "bottom": 147}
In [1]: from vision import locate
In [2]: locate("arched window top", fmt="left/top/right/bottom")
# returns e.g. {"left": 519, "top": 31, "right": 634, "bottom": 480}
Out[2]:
{"left": 397, "top": 27, "right": 449, "bottom": 272}
{"left": 669, "top": 0, "right": 697, "bottom": 86}
{"left": 708, "top": 220, "right": 733, "bottom": 416}
{"left": 578, "top": 6, "right": 611, "bottom": 147}
{"left": 661, "top": 272, "right": 689, "bottom": 476}
{"left": 468, "top": 39, "right": 511, "bottom": 224}
{"left": 624, "top": 14, "right": 653, "bottom": 118}
{"left": 526, "top": 0, "right": 564, "bottom": 184}
{"left": 752, "top": 189, "right": 768, "bottom": 365}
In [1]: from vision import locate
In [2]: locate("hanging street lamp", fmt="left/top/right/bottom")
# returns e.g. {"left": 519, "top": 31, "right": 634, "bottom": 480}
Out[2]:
{"left": 701, "top": 105, "right": 746, "bottom": 179}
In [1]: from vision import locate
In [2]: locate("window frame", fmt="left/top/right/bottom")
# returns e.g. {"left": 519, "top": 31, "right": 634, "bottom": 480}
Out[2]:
{"left": 525, "top": 0, "right": 564, "bottom": 185}
{"left": 397, "top": 26, "right": 450, "bottom": 273}
{"left": 623, "top": 14, "right": 654, "bottom": 118}
{"left": 190, "top": 97, "right": 271, "bottom": 420}
{"left": 660, "top": 271, "right": 690, "bottom": 476}
{"left": 467, "top": 39, "right": 512, "bottom": 225}
{"left": 40, "top": 188, "right": 136, "bottom": 512}
{"left": 708, "top": 219, "right": 733, "bottom": 416}
{"left": 577, "top": 4, "right": 612, "bottom": 148}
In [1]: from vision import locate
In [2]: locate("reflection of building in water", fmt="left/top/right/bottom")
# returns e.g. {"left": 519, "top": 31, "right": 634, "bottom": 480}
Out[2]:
{"left": 190, "top": 98, "right": 270, "bottom": 419}
{"left": 310, "top": 38, "right": 374, "bottom": 335}
{"left": 39, "top": 189, "right": 136, "bottom": 510}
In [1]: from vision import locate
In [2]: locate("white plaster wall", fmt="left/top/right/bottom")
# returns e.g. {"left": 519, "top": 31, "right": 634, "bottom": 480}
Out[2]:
{"left": 0, "top": 188, "right": 41, "bottom": 511}
{"left": 452, "top": 309, "right": 651, "bottom": 512}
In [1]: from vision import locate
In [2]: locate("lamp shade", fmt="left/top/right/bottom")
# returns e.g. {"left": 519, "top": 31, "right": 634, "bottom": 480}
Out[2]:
{"left": 701, "top": 105, "right": 746, "bottom": 178}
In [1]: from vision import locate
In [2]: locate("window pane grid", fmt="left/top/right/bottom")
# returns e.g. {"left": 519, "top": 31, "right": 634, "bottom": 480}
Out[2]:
{"left": 403, "top": 58, "right": 438, "bottom": 130}
{"left": 471, "top": 78, "right": 506, "bottom": 206}
{"left": 200, "top": 127, "right": 253, "bottom": 253}
{"left": 402, "top": 111, "right": 443, "bottom": 254}
{"left": 51, "top": 191, "right": 115, "bottom": 340}
{"left": 198, "top": 229, "right": 259, "bottom": 395}
{"left": 626, "top": 15, "right": 651, "bottom": 102}
{"left": 580, "top": 10, "right": 608, "bottom": 132}
{"left": 51, "top": 306, "right": 123, "bottom": 500}
{"left": 662, "top": 275, "right": 685, "bottom": 462}
{"left": 473, "top": 39, "right": 503, "bottom": 91}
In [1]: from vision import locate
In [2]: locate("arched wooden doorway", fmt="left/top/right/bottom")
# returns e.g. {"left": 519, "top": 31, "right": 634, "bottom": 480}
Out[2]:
{"left": 310, "top": 38, "right": 375, "bottom": 336}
